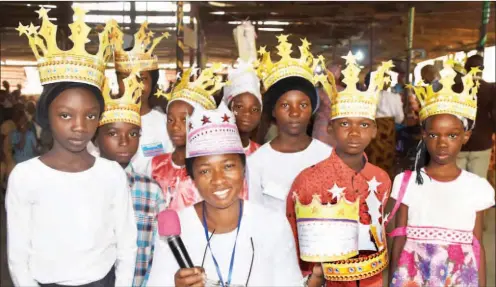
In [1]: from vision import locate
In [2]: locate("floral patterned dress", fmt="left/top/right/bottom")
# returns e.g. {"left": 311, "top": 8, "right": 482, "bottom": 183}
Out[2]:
{"left": 388, "top": 170, "right": 493, "bottom": 287}
{"left": 390, "top": 226, "right": 479, "bottom": 287}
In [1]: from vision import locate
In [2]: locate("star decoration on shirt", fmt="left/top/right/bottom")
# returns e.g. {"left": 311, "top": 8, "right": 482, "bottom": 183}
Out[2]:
{"left": 27, "top": 23, "right": 39, "bottom": 36}
{"left": 221, "top": 113, "right": 230, "bottom": 122}
{"left": 201, "top": 115, "right": 211, "bottom": 125}
{"left": 328, "top": 183, "right": 346, "bottom": 201}
{"left": 367, "top": 177, "right": 382, "bottom": 193}
{"left": 300, "top": 38, "right": 311, "bottom": 49}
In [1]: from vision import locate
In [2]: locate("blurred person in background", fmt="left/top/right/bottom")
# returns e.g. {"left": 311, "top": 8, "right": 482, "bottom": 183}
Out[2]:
{"left": 457, "top": 55, "right": 496, "bottom": 182}
{"left": 10, "top": 109, "right": 38, "bottom": 165}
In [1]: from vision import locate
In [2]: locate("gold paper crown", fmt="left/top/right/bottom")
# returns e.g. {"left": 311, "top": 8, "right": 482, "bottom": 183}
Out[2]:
{"left": 408, "top": 59, "right": 479, "bottom": 122}
{"left": 295, "top": 194, "right": 360, "bottom": 222}
{"left": 17, "top": 7, "right": 113, "bottom": 88}
{"left": 99, "top": 67, "right": 144, "bottom": 127}
{"left": 155, "top": 64, "right": 226, "bottom": 111}
{"left": 256, "top": 34, "right": 336, "bottom": 97}
{"left": 111, "top": 22, "right": 169, "bottom": 73}
{"left": 331, "top": 52, "right": 394, "bottom": 120}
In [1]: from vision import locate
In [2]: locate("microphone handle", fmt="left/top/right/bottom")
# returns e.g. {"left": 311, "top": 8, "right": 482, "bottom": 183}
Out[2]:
{"left": 167, "top": 236, "right": 194, "bottom": 269}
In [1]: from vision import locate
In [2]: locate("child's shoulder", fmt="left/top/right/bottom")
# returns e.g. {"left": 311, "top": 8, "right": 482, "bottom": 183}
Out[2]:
{"left": 366, "top": 162, "right": 391, "bottom": 185}
{"left": 94, "top": 157, "right": 126, "bottom": 176}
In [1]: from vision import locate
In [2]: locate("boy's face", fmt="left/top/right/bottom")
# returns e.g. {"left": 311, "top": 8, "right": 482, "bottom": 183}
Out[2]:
{"left": 167, "top": 100, "right": 194, "bottom": 147}
{"left": 328, "top": 117, "right": 377, "bottom": 156}
{"left": 97, "top": 122, "right": 141, "bottom": 166}
{"left": 231, "top": 93, "right": 262, "bottom": 134}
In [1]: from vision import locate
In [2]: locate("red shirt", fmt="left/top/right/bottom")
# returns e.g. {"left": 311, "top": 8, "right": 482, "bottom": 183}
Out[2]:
{"left": 286, "top": 151, "right": 391, "bottom": 287}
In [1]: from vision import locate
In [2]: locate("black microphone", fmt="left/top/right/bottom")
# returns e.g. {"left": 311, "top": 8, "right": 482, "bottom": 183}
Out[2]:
{"left": 157, "top": 209, "right": 194, "bottom": 268}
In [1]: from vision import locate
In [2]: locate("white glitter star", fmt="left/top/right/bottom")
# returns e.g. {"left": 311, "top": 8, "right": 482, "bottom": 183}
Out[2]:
{"left": 328, "top": 183, "right": 346, "bottom": 201}
{"left": 367, "top": 177, "right": 382, "bottom": 193}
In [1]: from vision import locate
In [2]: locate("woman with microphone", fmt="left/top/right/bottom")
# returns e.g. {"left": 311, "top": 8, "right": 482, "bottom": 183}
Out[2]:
{"left": 147, "top": 103, "right": 325, "bottom": 287}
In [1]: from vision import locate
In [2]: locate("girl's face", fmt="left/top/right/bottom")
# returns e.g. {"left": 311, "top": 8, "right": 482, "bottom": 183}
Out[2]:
{"left": 231, "top": 93, "right": 262, "bottom": 134}
{"left": 192, "top": 154, "right": 244, "bottom": 210}
{"left": 97, "top": 122, "right": 141, "bottom": 165}
{"left": 117, "top": 71, "right": 153, "bottom": 101}
{"left": 423, "top": 114, "right": 471, "bottom": 166}
{"left": 48, "top": 88, "right": 101, "bottom": 153}
{"left": 167, "top": 100, "right": 194, "bottom": 147}
{"left": 272, "top": 90, "right": 312, "bottom": 136}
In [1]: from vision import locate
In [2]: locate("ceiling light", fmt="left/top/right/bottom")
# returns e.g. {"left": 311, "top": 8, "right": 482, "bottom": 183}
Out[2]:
{"left": 355, "top": 50, "right": 365, "bottom": 62}
{"left": 228, "top": 21, "right": 242, "bottom": 25}
{"left": 258, "top": 27, "right": 284, "bottom": 32}
{"left": 208, "top": 2, "right": 235, "bottom": 7}
{"left": 39, "top": 4, "right": 57, "bottom": 8}
{"left": 263, "top": 21, "right": 290, "bottom": 26}
{"left": 4, "top": 60, "right": 38, "bottom": 66}
{"left": 210, "top": 11, "right": 225, "bottom": 15}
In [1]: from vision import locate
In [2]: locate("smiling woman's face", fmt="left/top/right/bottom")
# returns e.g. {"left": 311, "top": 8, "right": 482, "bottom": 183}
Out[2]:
{"left": 191, "top": 154, "right": 245, "bottom": 209}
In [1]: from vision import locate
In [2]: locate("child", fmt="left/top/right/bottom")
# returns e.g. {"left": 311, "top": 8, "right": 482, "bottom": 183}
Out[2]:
{"left": 10, "top": 109, "right": 38, "bottom": 164}
{"left": 95, "top": 71, "right": 167, "bottom": 286}
{"left": 388, "top": 62, "right": 494, "bottom": 287}
{"left": 112, "top": 22, "right": 173, "bottom": 175}
{"left": 248, "top": 35, "right": 334, "bottom": 214}
{"left": 151, "top": 66, "right": 224, "bottom": 210}
{"left": 7, "top": 10, "right": 137, "bottom": 286}
{"left": 222, "top": 60, "right": 263, "bottom": 156}
{"left": 286, "top": 53, "right": 394, "bottom": 287}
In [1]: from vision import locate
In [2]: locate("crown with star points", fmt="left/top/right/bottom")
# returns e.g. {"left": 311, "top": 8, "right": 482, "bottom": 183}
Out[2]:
{"left": 408, "top": 59, "right": 479, "bottom": 122}
{"left": 256, "top": 34, "right": 335, "bottom": 97}
{"left": 185, "top": 103, "right": 244, "bottom": 158}
{"left": 111, "top": 21, "right": 170, "bottom": 73}
{"left": 17, "top": 6, "right": 113, "bottom": 88}
{"left": 155, "top": 63, "right": 226, "bottom": 111}
{"left": 294, "top": 194, "right": 360, "bottom": 262}
{"left": 99, "top": 67, "right": 144, "bottom": 127}
{"left": 331, "top": 52, "right": 394, "bottom": 120}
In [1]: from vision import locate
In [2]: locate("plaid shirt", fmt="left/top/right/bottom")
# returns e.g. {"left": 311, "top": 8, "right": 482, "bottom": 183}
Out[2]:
{"left": 125, "top": 166, "right": 168, "bottom": 287}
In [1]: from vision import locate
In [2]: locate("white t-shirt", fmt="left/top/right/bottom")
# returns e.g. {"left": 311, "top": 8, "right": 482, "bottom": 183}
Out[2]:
{"left": 130, "top": 109, "right": 173, "bottom": 176}
{"left": 247, "top": 139, "right": 332, "bottom": 214}
{"left": 376, "top": 90, "right": 404, "bottom": 124}
{"left": 6, "top": 157, "right": 138, "bottom": 287}
{"left": 391, "top": 169, "right": 495, "bottom": 231}
{"left": 147, "top": 201, "right": 303, "bottom": 286}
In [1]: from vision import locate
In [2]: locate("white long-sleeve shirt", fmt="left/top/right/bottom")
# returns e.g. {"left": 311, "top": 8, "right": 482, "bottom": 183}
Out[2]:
{"left": 247, "top": 139, "right": 332, "bottom": 214}
{"left": 376, "top": 90, "right": 405, "bottom": 124}
{"left": 6, "top": 157, "right": 137, "bottom": 287}
{"left": 147, "top": 201, "right": 303, "bottom": 286}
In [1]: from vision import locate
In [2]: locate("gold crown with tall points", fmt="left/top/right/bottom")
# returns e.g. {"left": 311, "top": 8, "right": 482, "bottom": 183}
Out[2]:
{"left": 111, "top": 21, "right": 169, "bottom": 73}
{"left": 99, "top": 67, "right": 144, "bottom": 127}
{"left": 17, "top": 7, "right": 113, "bottom": 88}
{"left": 331, "top": 52, "right": 394, "bottom": 120}
{"left": 256, "top": 34, "right": 336, "bottom": 97}
{"left": 408, "top": 59, "right": 479, "bottom": 122}
{"left": 155, "top": 64, "right": 226, "bottom": 111}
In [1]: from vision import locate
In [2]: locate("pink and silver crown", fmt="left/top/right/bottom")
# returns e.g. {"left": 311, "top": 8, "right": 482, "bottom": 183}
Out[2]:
{"left": 186, "top": 103, "right": 244, "bottom": 158}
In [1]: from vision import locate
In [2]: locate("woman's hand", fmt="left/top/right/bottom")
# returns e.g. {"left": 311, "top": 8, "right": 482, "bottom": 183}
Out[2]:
{"left": 174, "top": 267, "right": 206, "bottom": 287}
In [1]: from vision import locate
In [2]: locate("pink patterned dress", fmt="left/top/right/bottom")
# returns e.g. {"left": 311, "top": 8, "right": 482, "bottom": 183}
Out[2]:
{"left": 151, "top": 153, "right": 201, "bottom": 211}
{"left": 244, "top": 140, "right": 261, "bottom": 157}
{"left": 389, "top": 170, "right": 494, "bottom": 287}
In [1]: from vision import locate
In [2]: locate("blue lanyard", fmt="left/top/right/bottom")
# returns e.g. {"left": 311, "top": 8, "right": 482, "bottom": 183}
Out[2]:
{"left": 202, "top": 201, "right": 243, "bottom": 287}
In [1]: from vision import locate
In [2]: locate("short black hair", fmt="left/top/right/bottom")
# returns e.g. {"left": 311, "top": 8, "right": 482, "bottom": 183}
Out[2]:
{"left": 36, "top": 82, "right": 104, "bottom": 130}
{"left": 185, "top": 153, "right": 247, "bottom": 180}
